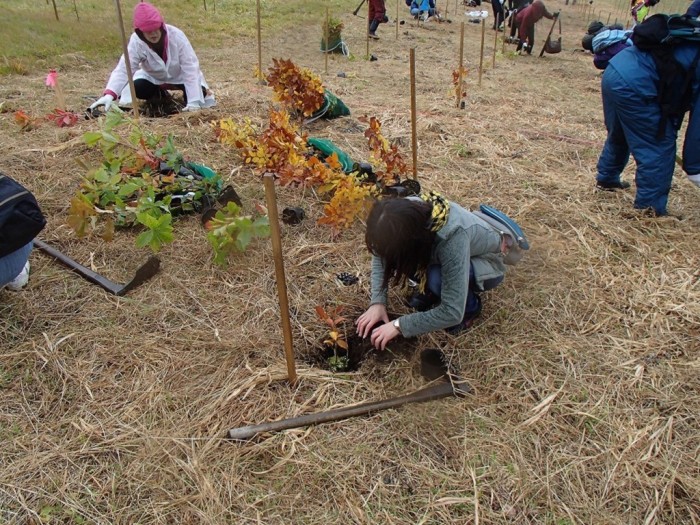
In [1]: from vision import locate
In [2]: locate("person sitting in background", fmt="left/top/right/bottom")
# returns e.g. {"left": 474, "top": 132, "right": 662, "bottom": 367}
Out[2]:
{"left": 408, "top": 0, "right": 438, "bottom": 21}
{"left": 355, "top": 193, "right": 523, "bottom": 350}
{"left": 89, "top": 2, "right": 215, "bottom": 114}
{"left": 594, "top": 42, "right": 700, "bottom": 215}
{"left": 514, "top": 0, "right": 558, "bottom": 54}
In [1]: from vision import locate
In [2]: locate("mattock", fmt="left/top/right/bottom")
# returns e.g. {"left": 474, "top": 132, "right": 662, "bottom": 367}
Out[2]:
{"left": 227, "top": 349, "right": 470, "bottom": 441}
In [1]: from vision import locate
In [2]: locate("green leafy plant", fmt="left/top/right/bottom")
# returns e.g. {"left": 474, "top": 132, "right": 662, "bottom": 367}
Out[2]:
{"left": 205, "top": 202, "right": 270, "bottom": 265}
{"left": 323, "top": 16, "right": 344, "bottom": 40}
{"left": 69, "top": 109, "right": 224, "bottom": 255}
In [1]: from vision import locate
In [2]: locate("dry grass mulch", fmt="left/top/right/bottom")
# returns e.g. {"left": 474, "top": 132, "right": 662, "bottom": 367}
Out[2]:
{"left": 1, "top": 1, "right": 699, "bottom": 523}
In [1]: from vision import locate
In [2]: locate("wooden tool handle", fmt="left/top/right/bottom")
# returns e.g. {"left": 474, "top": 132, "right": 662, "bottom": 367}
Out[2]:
{"left": 228, "top": 380, "right": 466, "bottom": 440}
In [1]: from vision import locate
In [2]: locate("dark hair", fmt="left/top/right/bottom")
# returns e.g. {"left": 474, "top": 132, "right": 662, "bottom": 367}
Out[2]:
{"left": 365, "top": 198, "right": 435, "bottom": 290}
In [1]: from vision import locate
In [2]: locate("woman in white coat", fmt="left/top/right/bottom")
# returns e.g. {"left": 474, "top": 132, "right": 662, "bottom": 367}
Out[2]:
{"left": 90, "top": 2, "right": 215, "bottom": 113}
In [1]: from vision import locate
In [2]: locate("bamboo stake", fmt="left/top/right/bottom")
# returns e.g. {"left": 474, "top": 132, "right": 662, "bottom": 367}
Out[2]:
{"left": 410, "top": 48, "right": 418, "bottom": 181}
{"left": 478, "top": 19, "right": 485, "bottom": 87}
{"left": 263, "top": 174, "right": 298, "bottom": 385}
{"left": 113, "top": 0, "right": 139, "bottom": 119}
{"left": 213, "top": 0, "right": 216, "bottom": 12}
{"left": 492, "top": 23, "right": 498, "bottom": 68}
{"left": 203, "top": 0, "right": 207, "bottom": 11}
{"left": 257, "top": 0, "right": 264, "bottom": 84}
{"left": 501, "top": 13, "right": 507, "bottom": 54}
{"left": 396, "top": 0, "right": 400, "bottom": 39}
{"left": 367, "top": 0, "right": 370, "bottom": 59}
{"left": 51, "top": 0, "right": 59, "bottom": 21}
{"left": 457, "top": 21, "right": 465, "bottom": 108}
{"left": 53, "top": 76, "right": 66, "bottom": 111}
{"left": 607, "top": 12, "right": 611, "bottom": 24}
{"left": 72, "top": 0, "right": 80, "bottom": 21}
{"left": 324, "top": 7, "right": 329, "bottom": 75}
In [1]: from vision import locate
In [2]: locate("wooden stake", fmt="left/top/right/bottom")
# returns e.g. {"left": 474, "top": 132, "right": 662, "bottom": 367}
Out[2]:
{"left": 72, "top": 0, "right": 80, "bottom": 21}
{"left": 213, "top": 0, "right": 216, "bottom": 12}
{"left": 502, "top": 13, "right": 507, "bottom": 54}
{"left": 203, "top": 0, "right": 207, "bottom": 11}
{"left": 445, "top": 0, "right": 450, "bottom": 20}
{"left": 113, "top": 0, "right": 139, "bottom": 119}
{"left": 396, "top": 0, "right": 399, "bottom": 39}
{"left": 257, "top": 0, "right": 264, "bottom": 84}
{"left": 410, "top": 48, "right": 418, "bottom": 181}
{"left": 53, "top": 77, "right": 66, "bottom": 111}
{"left": 51, "top": 0, "right": 59, "bottom": 21}
{"left": 324, "top": 7, "right": 329, "bottom": 75}
{"left": 263, "top": 174, "right": 298, "bottom": 385}
{"left": 607, "top": 12, "right": 611, "bottom": 24}
{"left": 492, "top": 23, "right": 498, "bottom": 69}
{"left": 457, "top": 21, "right": 465, "bottom": 108}
{"left": 367, "top": 0, "right": 371, "bottom": 59}
{"left": 478, "top": 19, "right": 485, "bottom": 87}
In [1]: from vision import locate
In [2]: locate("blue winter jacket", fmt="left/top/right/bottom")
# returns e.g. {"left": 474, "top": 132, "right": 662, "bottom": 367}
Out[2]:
{"left": 606, "top": 43, "right": 700, "bottom": 174}
{"left": 607, "top": 44, "right": 700, "bottom": 102}
{"left": 687, "top": 0, "right": 700, "bottom": 18}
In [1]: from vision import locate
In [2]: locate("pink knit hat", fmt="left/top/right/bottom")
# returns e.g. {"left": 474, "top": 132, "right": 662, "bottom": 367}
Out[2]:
{"left": 133, "top": 2, "right": 164, "bottom": 32}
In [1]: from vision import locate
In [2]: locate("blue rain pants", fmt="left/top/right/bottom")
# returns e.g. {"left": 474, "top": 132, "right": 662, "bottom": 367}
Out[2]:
{"left": 596, "top": 66, "right": 678, "bottom": 215}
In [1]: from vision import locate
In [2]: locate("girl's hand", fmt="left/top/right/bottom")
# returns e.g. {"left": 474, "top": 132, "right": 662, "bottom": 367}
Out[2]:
{"left": 370, "top": 321, "right": 400, "bottom": 351}
{"left": 355, "top": 304, "right": 389, "bottom": 338}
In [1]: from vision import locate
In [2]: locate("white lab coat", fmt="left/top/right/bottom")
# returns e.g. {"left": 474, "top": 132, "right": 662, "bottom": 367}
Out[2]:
{"left": 105, "top": 24, "right": 208, "bottom": 106}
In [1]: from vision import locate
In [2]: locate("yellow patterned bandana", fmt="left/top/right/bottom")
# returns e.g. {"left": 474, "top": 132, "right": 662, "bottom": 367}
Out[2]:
{"left": 413, "top": 191, "right": 450, "bottom": 294}
{"left": 420, "top": 191, "right": 450, "bottom": 232}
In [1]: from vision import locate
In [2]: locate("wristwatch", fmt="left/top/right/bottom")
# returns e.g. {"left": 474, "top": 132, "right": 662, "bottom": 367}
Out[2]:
{"left": 392, "top": 318, "right": 402, "bottom": 334}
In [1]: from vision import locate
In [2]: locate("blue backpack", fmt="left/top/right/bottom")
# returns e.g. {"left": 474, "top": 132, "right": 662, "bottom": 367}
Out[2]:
{"left": 632, "top": 14, "right": 700, "bottom": 138}
{"left": 0, "top": 173, "right": 46, "bottom": 257}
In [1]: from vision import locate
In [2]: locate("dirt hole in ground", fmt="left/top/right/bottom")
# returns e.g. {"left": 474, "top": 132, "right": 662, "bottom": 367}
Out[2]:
{"left": 311, "top": 322, "right": 419, "bottom": 373}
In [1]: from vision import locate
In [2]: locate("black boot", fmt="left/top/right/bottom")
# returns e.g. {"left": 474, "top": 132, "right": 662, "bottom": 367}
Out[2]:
{"left": 368, "top": 19, "right": 380, "bottom": 39}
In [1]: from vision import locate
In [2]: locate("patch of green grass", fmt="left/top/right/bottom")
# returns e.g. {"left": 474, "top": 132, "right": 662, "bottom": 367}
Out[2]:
{"left": 2, "top": 0, "right": 349, "bottom": 72}
{"left": 0, "top": 57, "right": 29, "bottom": 76}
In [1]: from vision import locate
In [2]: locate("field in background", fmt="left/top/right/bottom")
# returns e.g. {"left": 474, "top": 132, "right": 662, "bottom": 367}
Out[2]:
{"left": 1, "top": 0, "right": 699, "bottom": 524}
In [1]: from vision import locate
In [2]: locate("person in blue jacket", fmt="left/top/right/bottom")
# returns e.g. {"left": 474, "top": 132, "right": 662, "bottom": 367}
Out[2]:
{"left": 687, "top": 0, "right": 700, "bottom": 18}
{"left": 595, "top": 43, "right": 700, "bottom": 215}
{"left": 408, "top": 0, "right": 437, "bottom": 20}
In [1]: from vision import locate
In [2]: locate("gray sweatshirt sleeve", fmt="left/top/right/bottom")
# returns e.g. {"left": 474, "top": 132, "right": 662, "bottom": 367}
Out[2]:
{"left": 370, "top": 254, "right": 388, "bottom": 305}
{"left": 398, "top": 229, "right": 471, "bottom": 338}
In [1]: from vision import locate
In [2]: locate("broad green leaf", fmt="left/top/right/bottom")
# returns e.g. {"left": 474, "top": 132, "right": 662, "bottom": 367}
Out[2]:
{"left": 83, "top": 131, "right": 102, "bottom": 146}
{"left": 101, "top": 131, "right": 119, "bottom": 144}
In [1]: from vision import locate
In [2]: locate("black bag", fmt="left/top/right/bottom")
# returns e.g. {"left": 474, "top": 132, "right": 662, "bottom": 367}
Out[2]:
{"left": 545, "top": 17, "right": 562, "bottom": 54}
{"left": 632, "top": 14, "right": 700, "bottom": 139}
{"left": 0, "top": 173, "right": 46, "bottom": 257}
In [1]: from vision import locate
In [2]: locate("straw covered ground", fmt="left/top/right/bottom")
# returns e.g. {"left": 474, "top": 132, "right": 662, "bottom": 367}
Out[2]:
{"left": 1, "top": 0, "right": 699, "bottom": 523}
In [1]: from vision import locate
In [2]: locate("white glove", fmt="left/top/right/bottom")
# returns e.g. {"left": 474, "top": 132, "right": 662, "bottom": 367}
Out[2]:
{"left": 688, "top": 174, "right": 700, "bottom": 188}
{"left": 90, "top": 94, "right": 115, "bottom": 111}
{"left": 182, "top": 103, "right": 202, "bottom": 112}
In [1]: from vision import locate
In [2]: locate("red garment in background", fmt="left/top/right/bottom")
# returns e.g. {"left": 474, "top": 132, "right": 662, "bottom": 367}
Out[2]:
{"left": 369, "top": 0, "right": 387, "bottom": 22}
{"left": 516, "top": 0, "right": 554, "bottom": 42}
